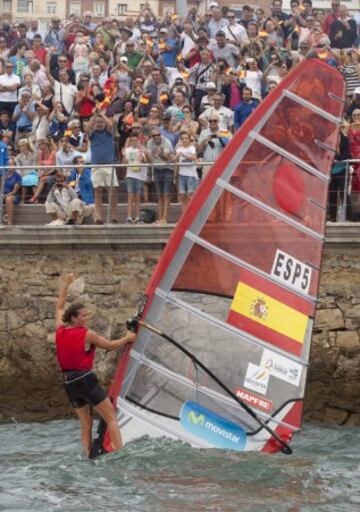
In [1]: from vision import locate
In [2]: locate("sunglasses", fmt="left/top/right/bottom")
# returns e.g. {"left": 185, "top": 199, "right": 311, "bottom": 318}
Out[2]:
{"left": 58, "top": 59, "right": 67, "bottom": 62}
{"left": 209, "top": 120, "right": 218, "bottom": 122}
{"left": 152, "top": 133, "right": 161, "bottom": 137}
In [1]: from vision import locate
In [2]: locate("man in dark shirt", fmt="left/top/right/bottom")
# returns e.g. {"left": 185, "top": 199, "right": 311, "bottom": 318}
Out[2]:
{"left": 0, "top": 110, "right": 16, "bottom": 142}
{"left": 234, "top": 87, "right": 259, "bottom": 130}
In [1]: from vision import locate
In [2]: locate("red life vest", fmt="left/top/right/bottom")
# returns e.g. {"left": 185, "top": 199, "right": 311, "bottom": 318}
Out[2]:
{"left": 55, "top": 325, "right": 95, "bottom": 371}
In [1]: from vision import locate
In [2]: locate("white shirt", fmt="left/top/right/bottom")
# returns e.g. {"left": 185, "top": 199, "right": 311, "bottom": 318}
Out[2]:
{"left": 223, "top": 23, "right": 249, "bottom": 45}
{"left": 181, "top": 33, "right": 196, "bottom": 59}
{"left": 243, "top": 70, "right": 263, "bottom": 99}
{"left": 125, "top": 146, "right": 147, "bottom": 181}
{"left": 27, "top": 29, "right": 46, "bottom": 41}
{"left": 53, "top": 81, "right": 77, "bottom": 115}
{"left": 56, "top": 148, "right": 81, "bottom": 170}
{"left": 0, "top": 73, "right": 21, "bottom": 103}
{"left": 200, "top": 105, "right": 234, "bottom": 131}
{"left": 176, "top": 145, "right": 198, "bottom": 177}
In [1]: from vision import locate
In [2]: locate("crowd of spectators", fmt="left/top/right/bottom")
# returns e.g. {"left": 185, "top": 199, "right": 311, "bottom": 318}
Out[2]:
{"left": 0, "top": 1, "right": 359, "bottom": 225}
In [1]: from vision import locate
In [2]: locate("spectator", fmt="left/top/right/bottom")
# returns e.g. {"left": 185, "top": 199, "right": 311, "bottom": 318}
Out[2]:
{"left": 324, "top": 0, "right": 340, "bottom": 35}
{"left": 329, "top": 5, "right": 357, "bottom": 49}
{"left": 347, "top": 87, "right": 360, "bottom": 121}
{"left": 0, "top": 132, "right": 9, "bottom": 175}
{"left": 145, "top": 126, "right": 174, "bottom": 224}
{"left": 67, "top": 155, "right": 95, "bottom": 216}
{"left": 347, "top": 110, "right": 360, "bottom": 220}
{"left": 12, "top": 88, "right": 36, "bottom": 143}
{"left": 27, "top": 19, "right": 46, "bottom": 43}
{"left": 29, "top": 137, "right": 57, "bottom": 203}
{"left": 234, "top": 87, "right": 259, "bottom": 130}
{"left": 197, "top": 113, "right": 232, "bottom": 177}
{"left": 15, "top": 138, "right": 38, "bottom": 204}
{"left": 209, "top": 30, "right": 240, "bottom": 69}
{"left": 200, "top": 81, "right": 218, "bottom": 113}
{"left": 45, "top": 169, "right": 93, "bottom": 225}
{"left": 3, "top": 156, "right": 21, "bottom": 225}
{"left": 223, "top": 10, "right": 250, "bottom": 46}
{"left": 0, "top": 61, "right": 21, "bottom": 115}
{"left": 123, "top": 133, "right": 148, "bottom": 223}
{"left": 160, "top": 113, "right": 179, "bottom": 148}
{"left": 56, "top": 136, "right": 80, "bottom": 167}
{"left": 208, "top": 6, "right": 228, "bottom": 39}
{"left": 189, "top": 49, "right": 216, "bottom": 115}
{"left": 8, "top": 42, "right": 27, "bottom": 77}
{"left": 178, "top": 105, "right": 199, "bottom": 138}
{"left": 199, "top": 92, "right": 234, "bottom": 131}
{"left": 87, "top": 109, "right": 118, "bottom": 224}
{"left": 0, "top": 110, "right": 16, "bottom": 142}
{"left": 175, "top": 131, "right": 199, "bottom": 212}
{"left": 46, "top": 60, "right": 77, "bottom": 117}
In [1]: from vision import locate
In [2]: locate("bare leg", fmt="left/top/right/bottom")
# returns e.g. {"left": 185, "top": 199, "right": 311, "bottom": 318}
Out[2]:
{"left": 135, "top": 194, "right": 141, "bottom": 219}
{"left": 110, "top": 186, "right": 118, "bottom": 221}
{"left": 94, "top": 187, "right": 103, "bottom": 221}
{"left": 127, "top": 193, "right": 134, "bottom": 219}
{"left": 32, "top": 177, "right": 47, "bottom": 199}
{"left": 20, "top": 186, "right": 26, "bottom": 205}
{"left": 158, "top": 195, "right": 164, "bottom": 222}
{"left": 179, "top": 194, "right": 186, "bottom": 214}
{"left": 162, "top": 194, "right": 170, "bottom": 222}
{"left": 5, "top": 195, "right": 15, "bottom": 225}
{"left": 74, "top": 405, "right": 93, "bottom": 458}
{"left": 94, "top": 397, "right": 123, "bottom": 451}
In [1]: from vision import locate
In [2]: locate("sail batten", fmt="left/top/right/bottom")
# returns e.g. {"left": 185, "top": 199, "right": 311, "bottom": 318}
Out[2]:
{"left": 283, "top": 89, "right": 342, "bottom": 124}
{"left": 216, "top": 178, "right": 325, "bottom": 240}
{"left": 98, "top": 60, "right": 345, "bottom": 455}
{"left": 249, "top": 132, "right": 330, "bottom": 182}
{"left": 154, "top": 287, "right": 309, "bottom": 365}
{"left": 184, "top": 231, "right": 317, "bottom": 302}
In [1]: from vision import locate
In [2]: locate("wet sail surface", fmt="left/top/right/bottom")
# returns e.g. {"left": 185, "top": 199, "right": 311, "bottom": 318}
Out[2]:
{"left": 109, "top": 60, "right": 345, "bottom": 453}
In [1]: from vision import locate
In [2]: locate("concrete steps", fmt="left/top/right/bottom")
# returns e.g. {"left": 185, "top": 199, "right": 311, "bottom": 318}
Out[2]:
{"left": 6, "top": 203, "right": 182, "bottom": 226}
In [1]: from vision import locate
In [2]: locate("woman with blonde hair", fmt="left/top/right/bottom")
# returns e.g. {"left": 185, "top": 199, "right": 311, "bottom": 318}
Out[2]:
{"left": 15, "top": 138, "right": 38, "bottom": 204}
{"left": 29, "top": 137, "right": 57, "bottom": 203}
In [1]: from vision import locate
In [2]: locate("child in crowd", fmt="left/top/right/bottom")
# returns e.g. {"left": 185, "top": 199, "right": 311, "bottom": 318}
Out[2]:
{"left": 175, "top": 131, "right": 198, "bottom": 212}
{"left": 123, "top": 133, "right": 148, "bottom": 224}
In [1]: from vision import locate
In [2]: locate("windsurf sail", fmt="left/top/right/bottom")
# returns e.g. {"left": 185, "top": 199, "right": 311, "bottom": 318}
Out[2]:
{"left": 94, "top": 59, "right": 345, "bottom": 456}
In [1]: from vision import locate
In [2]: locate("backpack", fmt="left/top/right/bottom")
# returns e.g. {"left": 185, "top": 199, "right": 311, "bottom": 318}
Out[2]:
{"left": 140, "top": 209, "right": 156, "bottom": 224}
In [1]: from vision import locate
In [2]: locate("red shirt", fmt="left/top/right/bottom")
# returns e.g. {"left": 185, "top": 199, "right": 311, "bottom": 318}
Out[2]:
{"left": 55, "top": 325, "right": 95, "bottom": 371}
{"left": 33, "top": 47, "right": 47, "bottom": 65}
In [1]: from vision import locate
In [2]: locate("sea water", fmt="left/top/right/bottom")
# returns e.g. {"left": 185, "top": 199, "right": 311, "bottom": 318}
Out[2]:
{"left": 0, "top": 420, "right": 359, "bottom": 512}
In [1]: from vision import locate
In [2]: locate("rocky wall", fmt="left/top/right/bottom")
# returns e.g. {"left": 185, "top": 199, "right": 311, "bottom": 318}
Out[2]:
{"left": 0, "top": 242, "right": 359, "bottom": 426}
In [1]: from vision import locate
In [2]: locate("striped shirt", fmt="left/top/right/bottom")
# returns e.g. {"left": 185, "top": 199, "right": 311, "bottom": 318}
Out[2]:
{"left": 341, "top": 65, "right": 360, "bottom": 96}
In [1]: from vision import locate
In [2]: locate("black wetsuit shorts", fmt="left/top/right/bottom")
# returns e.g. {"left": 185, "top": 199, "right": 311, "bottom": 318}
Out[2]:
{"left": 63, "top": 370, "right": 107, "bottom": 408}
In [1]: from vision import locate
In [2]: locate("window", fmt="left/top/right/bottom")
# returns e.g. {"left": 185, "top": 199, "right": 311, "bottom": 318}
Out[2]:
{"left": 17, "top": 0, "right": 32, "bottom": 12}
{"left": 69, "top": 1, "right": 81, "bottom": 15}
{"left": 118, "top": 4, "right": 127, "bottom": 15}
{"left": 94, "top": 1, "right": 105, "bottom": 16}
{"left": 46, "top": 2, "right": 56, "bottom": 14}
{"left": 3, "top": 0, "right": 12, "bottom": 12}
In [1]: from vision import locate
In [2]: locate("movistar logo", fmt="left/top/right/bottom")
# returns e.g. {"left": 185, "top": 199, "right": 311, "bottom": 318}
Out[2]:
{"left": 188, "top": 411, "right": 205, "bottom": 426}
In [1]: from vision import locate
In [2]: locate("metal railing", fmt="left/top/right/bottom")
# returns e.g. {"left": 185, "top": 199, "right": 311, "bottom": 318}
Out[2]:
{"left": 0, "top": 160, "right": 359, "bottom": 226}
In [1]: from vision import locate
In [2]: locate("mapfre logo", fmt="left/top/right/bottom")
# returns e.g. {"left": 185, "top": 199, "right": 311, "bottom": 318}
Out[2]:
{"left": 234, "top": 387, "right": 273, "bottom": 413}
{"left": 250, "top": 298, "right": 268, "bottom": 321}
{"left": 188, "top": 411, "right": 205, "bottom": 426}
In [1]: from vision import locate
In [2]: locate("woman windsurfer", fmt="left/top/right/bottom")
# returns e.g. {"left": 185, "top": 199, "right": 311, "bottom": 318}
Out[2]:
{"left": 55, "top": 273, "right": 136, "bottom": 457}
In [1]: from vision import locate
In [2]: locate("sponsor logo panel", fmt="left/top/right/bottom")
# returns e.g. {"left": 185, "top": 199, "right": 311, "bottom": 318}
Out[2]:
{"left": 234, "top": 387, "right": 273, "bottom": 413}
{"left": 260, "top": 349, "right": 302, "bottom": 386}
{"left": 243, "top": 363, "right": 270, "bottom": 394}
{"left": 271, "top": 249, "right": 312, "bottom": 295}
{"left": 180, "top": 401, "right": 247, "bottom": 451}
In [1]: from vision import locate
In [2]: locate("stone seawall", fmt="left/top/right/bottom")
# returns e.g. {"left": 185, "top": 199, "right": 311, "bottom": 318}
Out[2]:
{"left": 0, "top": 225, "right": 359, "bottom": 426}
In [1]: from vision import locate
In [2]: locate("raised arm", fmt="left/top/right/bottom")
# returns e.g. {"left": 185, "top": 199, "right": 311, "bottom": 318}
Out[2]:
{"left": 55, "top": 273, "right": 76, "bottom": 328}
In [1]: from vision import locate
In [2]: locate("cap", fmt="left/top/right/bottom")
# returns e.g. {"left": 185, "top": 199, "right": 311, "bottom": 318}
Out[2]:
{"left": 267, "top": 76, "right": 280, "bottom": 84}
{"left": 162, "top": 113, "right": 171, "bottom": 120}
{"left": 121, "top": 27, "right": 133, "bottom": 36}
{"left": 159, "top": 27, "right": 168, "bottom": 33}
{"left": 209, "top": 2, "right": 219, "bottom": 7}
{"left": 20, "top": 87, "right": 32, "bottom": 95}
{"left": 120, "top": 56, "right": 128, "bottom": 63}
{"left": 175, "top": 77, "right": 184, "bottom": 83}
{"left": 205, "top": 81, "right": 217, "bottom": 90}
{"left": 246, "top": 57, "right": 255, "bottom": 63}
{"left": 354, "top": 86, "right": 360, "bottom": 95}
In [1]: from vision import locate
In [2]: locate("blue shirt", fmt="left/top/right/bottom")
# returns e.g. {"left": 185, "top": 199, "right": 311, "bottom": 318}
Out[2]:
{"left": 0, "top": 141, "right": 9, "bottom": 177}
{"left": 157, "top": 38, "right": 177, "bottom": 67}
{"left": 90, "top": 129, "right": 115, "bottom": 165}
{"left": 13, "top": 101, "right": 36, "bottom": 129}
{"left": 234, "top": 100, "right": 259, "bottom": 131}
{"left": 160, "top": 126, "right": 179, "bottom": 148}
{"left": 68, "top": 168, "right": 94, "bottom": 205}
{"left": 4, "top": 170, "right": 21, "bottom": 203}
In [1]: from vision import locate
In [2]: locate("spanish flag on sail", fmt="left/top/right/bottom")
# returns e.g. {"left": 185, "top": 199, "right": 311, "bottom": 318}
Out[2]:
{"left": 227, "top": 270, "right": 314, "bottom": 356}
